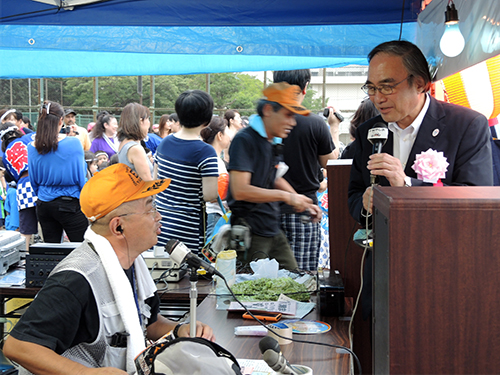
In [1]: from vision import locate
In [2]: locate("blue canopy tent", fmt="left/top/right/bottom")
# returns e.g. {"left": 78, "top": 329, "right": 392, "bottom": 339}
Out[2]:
{"left": 0, "top": 0, "right": 420, "bottom": 78}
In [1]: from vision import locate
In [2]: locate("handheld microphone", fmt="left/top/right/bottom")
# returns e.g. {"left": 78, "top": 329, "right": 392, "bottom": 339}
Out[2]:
{"left": 164, "top": 239, "right": 223, "bottom": 278}
{"left": 367, "top": 122, "right": 389, "bottom": 185}
{"left": 259, "top": 337, "right": 312, "bottom": 375}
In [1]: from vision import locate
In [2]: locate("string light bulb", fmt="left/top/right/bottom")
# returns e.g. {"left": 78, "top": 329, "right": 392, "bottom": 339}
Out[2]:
{"left": 439, "top": 1, "right": 465, "bottom": 58}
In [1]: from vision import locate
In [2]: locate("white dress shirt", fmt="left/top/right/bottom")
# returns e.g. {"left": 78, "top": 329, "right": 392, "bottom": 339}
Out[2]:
{"left": 388, "top": 94, "right": 430, "bottom": 169}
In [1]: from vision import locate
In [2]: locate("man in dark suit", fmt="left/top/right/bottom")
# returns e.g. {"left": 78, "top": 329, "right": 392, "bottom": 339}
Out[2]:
{"left": 348, "top": 40, "right": 493, "bottom": 224}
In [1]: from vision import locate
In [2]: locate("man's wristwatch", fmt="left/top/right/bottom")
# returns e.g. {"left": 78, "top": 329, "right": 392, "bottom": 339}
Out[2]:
{"left": 404, "top": 176, "right": 412, "bottom": 187}
{"left": 172, "top": 322, "right": 187, "bottom": 339}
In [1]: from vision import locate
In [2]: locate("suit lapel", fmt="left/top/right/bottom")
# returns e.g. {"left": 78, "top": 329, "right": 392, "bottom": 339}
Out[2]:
{"left": 404, "top": 96, "right": 446, "bottom": 177}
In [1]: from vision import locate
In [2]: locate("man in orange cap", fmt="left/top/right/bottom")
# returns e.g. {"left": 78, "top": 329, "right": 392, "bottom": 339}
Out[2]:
{"left": 227, "top": 82, "right": 322, "bottom": 271}
{"left": 4, "top": 164, "right": 214, "bottom": 375}
{"left": 273, "top": 69, "right": 339, "bottom": 271}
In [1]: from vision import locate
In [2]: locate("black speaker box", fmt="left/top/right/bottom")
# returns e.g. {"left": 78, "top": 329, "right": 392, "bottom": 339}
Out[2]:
{"left": 318, "top": 269, "right": 345, "bottom": 317}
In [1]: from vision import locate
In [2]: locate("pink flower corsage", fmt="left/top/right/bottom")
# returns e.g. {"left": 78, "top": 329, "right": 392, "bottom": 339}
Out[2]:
{"left": 411, "top": 148, "right": 449, "bottom": 186}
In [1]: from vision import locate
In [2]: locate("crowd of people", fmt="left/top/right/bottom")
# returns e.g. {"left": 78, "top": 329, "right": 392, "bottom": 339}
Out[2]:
{"left": 0, "top": 40, "right": 494, "bottom": 374}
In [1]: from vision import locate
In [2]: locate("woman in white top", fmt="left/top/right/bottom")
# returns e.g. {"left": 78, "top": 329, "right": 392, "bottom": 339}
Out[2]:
{"left": 224, "top": 109, "right": 243, "bottom": 139}
{"left": 200, "top": 116, "right": 231, "bottom": 239}
{"left": 222, "top": 110, "right": 242, "bottom": 163}
{"left": 117, "top": 103, "right": 153, "bottom": 181}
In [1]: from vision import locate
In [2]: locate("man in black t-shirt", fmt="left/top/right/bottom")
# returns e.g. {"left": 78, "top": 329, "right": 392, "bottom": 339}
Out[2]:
{"left": 227, "top": 82, "right": 321, "bottom": 271}
{"left": 4, "top": 164, "right": 214, "bottom": 375}
{"left": 273, "top": 70, "right": 338, "bottom": 271}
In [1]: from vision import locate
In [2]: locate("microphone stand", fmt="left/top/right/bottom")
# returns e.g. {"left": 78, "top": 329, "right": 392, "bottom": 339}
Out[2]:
{"left": 189, "top": 266, "right": 198, "bottom": 338}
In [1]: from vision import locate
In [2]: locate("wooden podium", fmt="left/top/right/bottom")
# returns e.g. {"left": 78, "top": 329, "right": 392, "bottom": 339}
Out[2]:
{"left": 326, "top": 160, "right": 372, "bottom": 374}
{"left": 373, "top": 186, "right": 500, "bottom": 374}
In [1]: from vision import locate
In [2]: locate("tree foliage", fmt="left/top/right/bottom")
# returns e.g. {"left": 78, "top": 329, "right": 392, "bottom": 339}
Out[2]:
{"left": 232, "top": 74, "right": 264, "bottom": 116}
{"left": 1, "top": 73, "right": 322, "bottom": 117}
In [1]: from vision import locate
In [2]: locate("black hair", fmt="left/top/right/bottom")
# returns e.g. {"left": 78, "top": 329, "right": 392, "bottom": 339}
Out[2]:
{"left": 158, "top": 114, "right": 171, "bottom": 138}
{"left": 22, "top": 116, "right": 34, "bottom": 130}
{"left": 109, "top": 153, "right": 119, "bottom": 165}
{"left": 14, "top": 110, "right": 23, "bottom": 121}
{"left": 168, "top": 113, "right": 178, "bottom": 122}
{"left": 256, "top": 99, "right": 282, "bottom": 118}
{"left": 273, "top": 69, "right": 311, "bottom": 91}
{"left": 84, "top": 150, "right": 97, "bottom": 168}
{"left": 35, "top": 101, "right": 65, "bottom": 154}
{"left": 200, "top": 116, "right": 228, "bottom": 144}
{"left": 349, "top": 99, "right": 380, "bottom": 139}
{"left": 91, "top": 110, "right": 116, "bottom": 139}
{"left": 0, "top": 122, "right": 24, "bottom": 153}
{"left": 368, "top": 40, "right": 432, "bottom": 92}
{"left": 224, "top": 110, "right": 240, "bottom": 129}
{"left": 98, "top": 161, "right": 109, "bottom": 171}
{"left": 175, "top": 90, "right": 213, "bottom": 129}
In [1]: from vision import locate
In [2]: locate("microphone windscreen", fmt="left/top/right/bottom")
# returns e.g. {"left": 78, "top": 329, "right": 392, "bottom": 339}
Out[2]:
{"left": 367, "top": 122, "right": 388, "bottom": 138}
{"left": 164, "top": 239, "right": 178, "bottom": 254}
{"left": 367, "top": 122, "right": 389, "bottom": 149}
{"left": 259, "top": 336, "right": 280, "bottom": 354}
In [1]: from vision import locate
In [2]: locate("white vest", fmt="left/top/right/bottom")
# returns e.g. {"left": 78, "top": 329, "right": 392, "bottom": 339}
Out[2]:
{"left": 19, "top": 241, "right": 149, "bottom": 374}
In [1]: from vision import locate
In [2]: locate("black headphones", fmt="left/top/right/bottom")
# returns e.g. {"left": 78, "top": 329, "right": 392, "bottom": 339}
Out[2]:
{"left": 117, "top": 225, "right": 123, "bottom": 233}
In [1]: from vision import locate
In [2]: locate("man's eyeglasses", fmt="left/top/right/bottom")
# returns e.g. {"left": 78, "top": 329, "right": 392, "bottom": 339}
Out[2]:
{"left": 117, "top": 202, "right": 158, "bottom": 218}
{"left": 361, "top": 76, "right": 411, "bottom": 96}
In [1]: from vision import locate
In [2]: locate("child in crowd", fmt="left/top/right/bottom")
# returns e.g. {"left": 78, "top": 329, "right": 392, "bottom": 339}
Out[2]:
{"left": 84, "top": 151, "right": 98, "bottom": 180}
{"left": 97, "top": 161, "right": 109, "bottom": 171}
{"left": 0, "top": 122, "right": 37, "bottom": 249}
{"left": 5, "top": 181, "right": 19, "bottom": 231}
{"left": 94, "top": 151, "right": 109, "bottom": 168}
{"left": 109, "top": 154, "right": 119, "bottom": 166}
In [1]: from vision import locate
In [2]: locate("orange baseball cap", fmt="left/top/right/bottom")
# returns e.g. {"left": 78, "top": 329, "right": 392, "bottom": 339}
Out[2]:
{"left": 262, "top": 82, "right": 310, "bottom": 116}
{"left": 80, "top": 163, "right": 170, "bottom": 222}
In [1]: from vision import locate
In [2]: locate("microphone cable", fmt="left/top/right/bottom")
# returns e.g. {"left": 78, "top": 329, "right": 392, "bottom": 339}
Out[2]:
{"left": 347, "top": 185, "right": 373, "bottom": 375}
{"left": 348, "top": 184, "right": 375, "bottom": 369}
{"left": 219, "top": 275, "right": 362, "bottom": 375}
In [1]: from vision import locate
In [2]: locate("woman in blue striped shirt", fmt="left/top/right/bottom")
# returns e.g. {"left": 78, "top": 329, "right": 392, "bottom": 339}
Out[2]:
{"left": 154, "top": 90, "right": 219, "bottom": 255}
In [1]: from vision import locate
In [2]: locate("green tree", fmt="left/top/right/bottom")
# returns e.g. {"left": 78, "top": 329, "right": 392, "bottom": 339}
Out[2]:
{"left": 232, "top": 74, "right": 264, "bottom": 116}
{"left": 98, "top": 76, "right": 147, "bottom": 108}
{"left": 63, "top": 77, "right": 94, "bottom": 112}
{"left": 303, "top": 87, "right": 323, "bottom": 113}
{"left": 206, "top": 73, "right": 242, "bottom": 111}
{"left": 63, "top": 76, "right": 148, "bottom": 111}
{"left": 154, "top": 75, "right": 201, "bottom": 111}
{"left": 2, "top": 73, "right": 273, "bottom": 116}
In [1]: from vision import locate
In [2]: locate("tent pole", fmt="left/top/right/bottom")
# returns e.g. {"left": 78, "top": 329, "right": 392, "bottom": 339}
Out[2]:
{"left": 39, "top": 78, "right": 44, "bottom": 108}
{"left": 322, "top": 68, "right": 326, "bottom": 108}
{"left": 138, "top": 76, "right": 143, "bottom": 105}
{"left": 28, "top": 78, "right": 32, "bottom": 114}
{"left": 150, "top": 75, "right": 155, "bottom": 122}
{"left": 93, "top": 77, "right": 99, "bottom": 121}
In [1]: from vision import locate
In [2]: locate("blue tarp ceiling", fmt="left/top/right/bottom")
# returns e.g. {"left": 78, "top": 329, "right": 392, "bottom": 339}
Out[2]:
{"left": 0, "top": 0, "right": 420, "bottom": 78}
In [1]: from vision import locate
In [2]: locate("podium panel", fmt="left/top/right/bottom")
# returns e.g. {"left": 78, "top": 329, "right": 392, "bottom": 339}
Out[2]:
{"left": 327, "top": 160, "right": 371, "bottom": 374}
{"left": 373, "top": 187, "right": 500, "bottom": 374}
